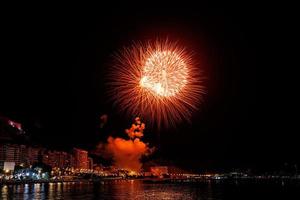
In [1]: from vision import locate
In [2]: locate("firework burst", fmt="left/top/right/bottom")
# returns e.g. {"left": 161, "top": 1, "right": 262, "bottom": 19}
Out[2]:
{"left": 108, "top": 39, "right": 204, "bottom": 128}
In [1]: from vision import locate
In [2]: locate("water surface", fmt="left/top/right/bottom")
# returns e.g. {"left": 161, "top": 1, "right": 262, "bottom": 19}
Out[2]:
{"left": 1, "top": 180, "right": 299, "bottom": 199}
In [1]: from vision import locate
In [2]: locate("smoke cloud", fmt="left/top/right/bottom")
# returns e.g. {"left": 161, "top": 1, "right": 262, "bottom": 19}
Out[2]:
{"left": 97, "top": 117, "right": 153, "bottom": 172}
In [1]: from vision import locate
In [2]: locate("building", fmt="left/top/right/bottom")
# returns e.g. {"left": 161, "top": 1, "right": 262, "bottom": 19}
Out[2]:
{"left": 27, "top": 146, "right": 40, "bottom": 164}
{"left": 0, "top": 144, "right": 44, "bottom": 169}
{"left": 0, "top": 144, "right": 23, "bottom": 165}
{"left": 43, "top": 151, "right": 74, "bottom": 169}
{"left": 0, "top": 143, "right": 91, "bottom": 171}
{"left": 73, "top": 148, "right": 88, "bottom": 169}
{"left": 19, "top": 145, "right": 28, "bottom": 164}
{"left": 0, "top": 144, "right": 32, "bottom": 169}
{"left": 43, "top": 151, "right": 57, "bottom": 168}
{"left": 88, "top": 157, "right": 93, "bottom": 170}
{"left": 5, "top": 144, "right": 19, "bottom": 163}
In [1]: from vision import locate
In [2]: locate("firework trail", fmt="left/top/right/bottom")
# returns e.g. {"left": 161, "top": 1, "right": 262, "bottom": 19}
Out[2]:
{"left": 108, "top": 39, "right": 204, "bottom": 128}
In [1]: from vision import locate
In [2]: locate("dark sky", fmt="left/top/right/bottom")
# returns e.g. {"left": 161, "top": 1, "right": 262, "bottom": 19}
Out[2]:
{"left": 1, "top": 5, "right": 298, "bottom": 171}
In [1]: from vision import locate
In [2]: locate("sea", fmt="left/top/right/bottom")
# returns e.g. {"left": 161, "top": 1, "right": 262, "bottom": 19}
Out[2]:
{"left": 1, "top": 179, "right": 300, "bottom": 199}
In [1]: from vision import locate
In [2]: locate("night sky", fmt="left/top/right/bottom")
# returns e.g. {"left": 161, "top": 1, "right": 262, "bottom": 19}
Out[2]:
{"left": 1, "top": 5, "right": 298, "bottom": 171}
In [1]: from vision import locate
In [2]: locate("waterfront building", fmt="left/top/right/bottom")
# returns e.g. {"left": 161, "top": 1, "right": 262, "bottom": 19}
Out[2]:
{"left": 73, "top": 148, "right": 88, "bottom": 169}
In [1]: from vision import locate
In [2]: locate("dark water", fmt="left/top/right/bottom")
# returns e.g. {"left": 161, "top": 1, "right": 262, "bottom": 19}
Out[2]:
{"left": 1, "top": 180, "right": 300, "bottom": 199}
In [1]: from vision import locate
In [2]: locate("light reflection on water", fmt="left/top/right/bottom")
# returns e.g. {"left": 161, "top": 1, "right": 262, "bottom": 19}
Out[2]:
{"left": 0, "top": 180, "right": 299, "bottom": 200}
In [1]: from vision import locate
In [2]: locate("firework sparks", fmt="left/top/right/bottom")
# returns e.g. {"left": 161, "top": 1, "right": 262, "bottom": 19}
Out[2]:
{"left": 140, "top": 50, "right": 188, "bottom": 97}
{"left": 108, "top": 39, "right": 204, "bottom": 128}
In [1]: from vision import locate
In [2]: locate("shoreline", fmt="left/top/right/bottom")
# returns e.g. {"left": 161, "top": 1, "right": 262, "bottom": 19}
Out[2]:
{"left": 1, "top": 177, "right": 300, "bottom": 185}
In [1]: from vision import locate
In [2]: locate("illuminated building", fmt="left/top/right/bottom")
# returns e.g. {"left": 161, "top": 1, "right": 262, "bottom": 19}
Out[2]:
{"left": 0, "top": 143, "right": 92, "bottom": 171}
{"left": 73, "top": 148, "right": 88, "bottom": 169}
{"left": 43, "top": 151, "right": 74, "bottom": 169}
{"left": 0, "top": 143, "right": 44, "bottom": 168}
{"left": 88, "top": 157, "right": 93, "bottom": 170}
{"left": 0, "top": 144, "right": 27, "bottom": 165}
{"left": 27, "top": 146, "right": 40, "bottom": 164}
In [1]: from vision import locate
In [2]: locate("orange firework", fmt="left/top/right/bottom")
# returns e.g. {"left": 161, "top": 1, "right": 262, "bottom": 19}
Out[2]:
{"left": 108, "top": 39, "right": 204, "bottom": 128}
